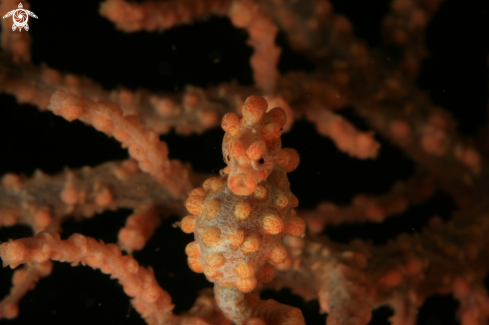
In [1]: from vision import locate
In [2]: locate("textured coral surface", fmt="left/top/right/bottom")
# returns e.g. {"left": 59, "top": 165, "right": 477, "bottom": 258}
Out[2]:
{"left": 0, "top": 0, "right": 488, "bottom": 325}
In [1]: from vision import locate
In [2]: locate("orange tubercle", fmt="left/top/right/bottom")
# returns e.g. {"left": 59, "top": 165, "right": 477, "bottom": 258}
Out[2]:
{"left": 95, "top": 188, "right": 114, "bottom": 207}
{"left": 189, "top": 187, "right": 206, "bottom": 196}
{"left": 236, "top": 277, "right": 258, "bottom": 293}
{"left": 205, "top": 253, "right": 225, "bottom": 267}
{"left": 202, "top": 227, "right": 221, "bottom": 246}
{"left": 267, "top": 107, "right": 287, "bottom": 127}
{"left": 242, "top": 95, "right": 268, "bottom": 125}
{"left": 204, "top": 265, "right": 221, "bottom": 279}
{"left": 274, "top": 191, "right": 289, "bottom": 210}
{"left": 33, "top": 209, "right": 52, "bottom": 230}
{"left": 60, "top": 183, "right": 79, "bottom": 205}
{"left": 235, "top": 262, "right": 255, "bottom": 278}
{"left": 93, "top": 115, "right": 114, "bottom": 132}
{"left": 246, "top": 140, "right": 266, "bottom": 160}
{"left": 282, "top": 148, "right": 300, "bottom": 172}
{"left": 221, "top": 112, "right": 240, "bottom": 136}
{"left": 58, "top": 103, "right": 83, "bottom": 122}
{"left": 205, "top": 199, "right": 222, "bottom": 220}
{"left": 284, "top": 216, "right": 306, "bottom": 237}
{"left": 263, "top": 214, "right": 284, "bottom": 235}
{"left": 260, "top": 122, "right": 282, "bottom": 140}
{"left": 228, "top": 139, "right": 245, "bottom": 158}
{"left": 209, "top": 178, "right": 225, "bottom": 192}
{"left": 277, "top": 149, "right": 291, "bottom": 167}
{"left": 235, "top": 201, "right": 252, "bottom": 220}
{"left": 254, "top": 185, "right": 268, "bottom": 200}
{"left": 229, "top": 229, "right": 245, "bottom": 248}
{"left": 268, "top": 244, "right": 288, "bottom": 263}
{"left": 203, "top": 177, "right": 225, "bottom": 193}
{"left": 274, "top": 256, "right": 292, "bottom": 271}
{"left": 241, "top": 236, "right": 260, "bottom": 253}
{"left": 184, "top": 195, "right": 205, "bottom": 215}
{"left": 180, "top": 215, "right": 195, "bottom": 234}
{"left": 203, "top": 178, "right": 215, "bottom": 191}
{"left": 185, "top": 241, "right": 200, "bottom": 257}
{"left": 188, "top": 256, "right": 204, "bottom": 273}
{"left": 200, "top": 109, "right": 220, "bottom": 128}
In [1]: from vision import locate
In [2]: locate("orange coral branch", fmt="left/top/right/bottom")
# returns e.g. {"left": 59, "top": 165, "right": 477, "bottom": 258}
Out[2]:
{"left": 271, "top": 206, "right": 489, "bottom": 325}
{"left": 0, "top": 262, "right": 52, "bottom": 319}
{"left": 0, "top": 231, "right": 212, "bottom": 325}
{"left": 118, "top": 205, "right": 161, "bottom": 253}
{"left": 305, "top": 107, "right": 381, "bottom": 159}
{"left": 301, "top": 172, "right": 435, "bottom": 233}
{"left": 0, "top": 160, "right": 187, "bottom": 233}
{"left": 228, "top": 0, "right": 281, "bottom": 94}
{"left": 47, "top": 90, "right": 192, "bottom": 199}
{"left": 0, "top": 62, "right": 242, "bottom": 135}
{"left": 100, "top": 0, "right": 232, "bottom": 33}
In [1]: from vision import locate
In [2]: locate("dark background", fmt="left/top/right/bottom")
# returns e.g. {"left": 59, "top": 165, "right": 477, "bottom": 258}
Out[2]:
{"left": 0, "top": 0, "right": 488, "bottom": 324}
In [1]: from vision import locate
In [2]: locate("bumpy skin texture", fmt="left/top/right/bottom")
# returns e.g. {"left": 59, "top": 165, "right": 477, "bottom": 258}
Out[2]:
{"left": 181, "top": 96, "right": 304, "bottom": 324}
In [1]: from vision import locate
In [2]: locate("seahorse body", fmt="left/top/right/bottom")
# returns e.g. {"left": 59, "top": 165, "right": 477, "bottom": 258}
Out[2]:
{"left": 180, "top": 96, "right": 305, "bottom": 324}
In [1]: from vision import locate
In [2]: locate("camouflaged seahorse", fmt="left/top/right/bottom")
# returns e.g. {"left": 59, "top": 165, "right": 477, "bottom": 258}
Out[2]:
{"left": 179, "top": 96, "right": 305, "bottom": 324}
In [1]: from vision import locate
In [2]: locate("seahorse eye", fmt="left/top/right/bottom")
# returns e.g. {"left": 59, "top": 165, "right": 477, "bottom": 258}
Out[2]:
{"left": 258, "top": 158, "right": 265, "bottom": 165}
{"left": 227, "top": 155, "right": 231, "bottom": 161}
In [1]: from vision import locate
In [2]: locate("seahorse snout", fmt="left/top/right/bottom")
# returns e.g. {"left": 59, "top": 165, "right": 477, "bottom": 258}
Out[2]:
{"left": 228, "top": 174, "right": 257, "bottom": 195}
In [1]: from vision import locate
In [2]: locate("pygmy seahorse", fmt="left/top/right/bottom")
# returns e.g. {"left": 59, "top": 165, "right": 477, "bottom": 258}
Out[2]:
{"left": 179, "top": 96, "right": 305, "bottom": 324}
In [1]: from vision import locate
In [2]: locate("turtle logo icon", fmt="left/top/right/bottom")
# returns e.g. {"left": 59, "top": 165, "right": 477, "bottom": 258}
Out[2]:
{"left": 2, "top": 3, "right": 38, "bottom": 32}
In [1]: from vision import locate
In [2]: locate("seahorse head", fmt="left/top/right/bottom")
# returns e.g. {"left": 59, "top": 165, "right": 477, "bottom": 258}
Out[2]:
{"left": 221, "top": 96, "right": 299, "bottom": 195}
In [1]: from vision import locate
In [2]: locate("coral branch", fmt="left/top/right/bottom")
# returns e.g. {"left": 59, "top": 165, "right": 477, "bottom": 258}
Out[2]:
{"left": 0, "top": 262, "right": 52, "bottom": 319}
{"left": 118, "top": 205, "right": 161, "bottom": 253}
{"left": 382, "top": 0, "right": 445, "bottom": 78}
{"left": 305, "top": 106, "right": 380, "bottom": 159}
{"left": 0, "top": 160, "right": 186, "bottom": 233}
{"left": 0, "top": 231, "right": 209, "bottom": 325}
{"left": 228, "top": 0, "right": 281, "bottom": 94}
{"left": 301, "top": 171, "right": 435, "bottom": 233}
{"left": 100, "top": 0, "right": 232, "bottom": 33}
{"left": 258, "top": 0, "right": 488, "bottom": 208}
{"left": 0, "top": 61, "right": 249, "bottom": 135}
{"left": 246, "top": 294, "right": 305, "bottom": 325}
{"left": 272, "top": 203, "right": 489, "bottom": 325}
{"left": 47, "top": 91, "right": 192, "bottom": 199}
